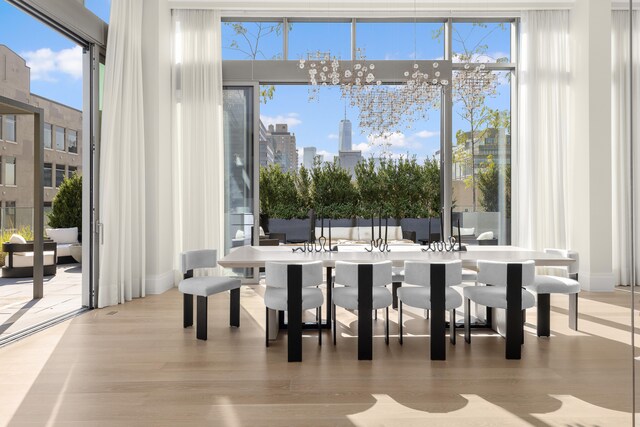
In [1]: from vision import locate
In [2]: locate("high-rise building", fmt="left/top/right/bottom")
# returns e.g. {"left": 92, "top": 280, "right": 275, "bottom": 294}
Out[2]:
{"left": 338, "top": 150, "right": 362, "bottom": 178}
{"left": 268, "top": 123, "right": 298, "bottom": 173}
{"left": 339, "top": 118, "right": 352, "bottom": 152}
{"left": 303, "top": 146, "right": 317, "bottom": 170}
{"left": 0, "top": 45, "right": 82, "bottom": 229}
{"left": 258, "top": 120, "right": 274, "bottom": 168}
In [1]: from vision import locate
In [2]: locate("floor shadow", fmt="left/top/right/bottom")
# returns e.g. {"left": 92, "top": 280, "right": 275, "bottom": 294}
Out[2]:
{"left": 0, "top": 299, "right": 39, "bottom": 334}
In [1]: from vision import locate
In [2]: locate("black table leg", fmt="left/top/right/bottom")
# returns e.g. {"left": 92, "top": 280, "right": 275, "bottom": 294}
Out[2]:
{"left": 287, "top": 265, "right": 303, "bottom": 362}
{"left": 506, "top": 264, "right": 523, "bottom": 359}
{"left": 430, "top": 264, "right": 446, "bottom": 360}
{"left": 183, "top": 293, "right": 193, "bottom": 328}
{"left": 230, "top": 287, "right": 240, "bottom": 327}
{"left": 392, "top": 282, "right": 401, "bottom": 309}
{"left": 358, "top": 264, "right": 373, "bottom": 361}
{"left": 326, "top": 267, "right": 333, "bottom": 329}
{"left": 196, "top": 295, "right": 207, "bottom": 340}
{"left": 537, "top": 293, "right": 550, "bottom": 337}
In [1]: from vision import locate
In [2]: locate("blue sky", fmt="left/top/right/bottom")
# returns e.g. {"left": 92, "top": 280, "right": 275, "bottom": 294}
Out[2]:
{"left": 0, "top": 0, "right": 110, "bottom": 110}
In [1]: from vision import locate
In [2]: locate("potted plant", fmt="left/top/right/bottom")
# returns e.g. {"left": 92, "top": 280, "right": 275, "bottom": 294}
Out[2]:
{"left": 47, "top": 173, "right": 82, "bottom": 262}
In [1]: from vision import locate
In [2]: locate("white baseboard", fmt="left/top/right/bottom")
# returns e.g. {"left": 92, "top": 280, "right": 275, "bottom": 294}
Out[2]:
{"left": 146, "top": 270, "right": 175, "bottom": 295}
{"left": 581, "top": 272, "right": 615, "bottom": 292}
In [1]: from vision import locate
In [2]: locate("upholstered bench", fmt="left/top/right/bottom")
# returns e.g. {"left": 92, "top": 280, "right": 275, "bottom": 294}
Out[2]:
{"left": 178, "top": 249, "right": 242, "bottom": 340}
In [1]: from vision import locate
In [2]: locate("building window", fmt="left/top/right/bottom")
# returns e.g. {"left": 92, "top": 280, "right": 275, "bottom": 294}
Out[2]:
{"left": 68, "top": 165, "right": 78, "bottom": 176}
{"left": 4, "top": 201, "right": 16, "bottom": 230}
{"left": 44, "top": 162, "right": 53, "bottom": 187}
{"left": 55, "top": 126, "right": 65, "bottom": 151}
{"left": 44, "top": 123, "right": 52, "bottom": 149}
{"left": 68, "top": 129, "right": 78, "bottom": 153}
{"left": 4, "top": 115, "right": 16, "bottom": 142}
{"left": 55, "top": 164, "right": 65, "bottom": 187}
{"left": 5, "top": 156, "right": 16, "bottom": 186}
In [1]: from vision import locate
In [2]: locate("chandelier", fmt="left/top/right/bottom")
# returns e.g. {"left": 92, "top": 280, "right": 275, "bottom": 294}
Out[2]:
{"left": 298, "top": 50, "right": 450, "bottom": 138}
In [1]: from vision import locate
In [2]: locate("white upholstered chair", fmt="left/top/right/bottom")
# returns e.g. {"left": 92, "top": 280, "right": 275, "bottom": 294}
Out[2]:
{"left": 526, "top": 249, "right": 580, "bottom": 336}
{"left": 332, "top": 261, "right": 393, "bottom": 347}
{"left": 463, "top": 260, "right": 536, "bottom": 359}
{"left": 264, "top": 261, "right": 324, "bottom": 357}
{"left": 178, "top": 249, "right": 242, "bottom": 341}
{"left": 397, "top": 260, "right": 463, "bottom": 351}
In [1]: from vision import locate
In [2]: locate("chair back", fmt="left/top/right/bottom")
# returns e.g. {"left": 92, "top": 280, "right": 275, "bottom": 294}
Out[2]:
{"left": 544, "top": 248, "right": 579, "bottom": 275}
{"left": 265, "top": 261, "right": 323, "bottom": 288}
{"left": 334, "top": 261, "right": 392, "bottom": 287}
{"left": 477, "top": 260, "right": 535, "bottom": 287}
{"left": 181, "top": 249, "right": 217, "bottom": 274}
{"left": 404, "top": 260, "right": 462, "bottom": 287}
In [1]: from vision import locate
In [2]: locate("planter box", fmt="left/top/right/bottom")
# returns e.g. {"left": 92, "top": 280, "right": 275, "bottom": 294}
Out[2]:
{"left": 268, "top": 218, "right": 313, "bottom": 243}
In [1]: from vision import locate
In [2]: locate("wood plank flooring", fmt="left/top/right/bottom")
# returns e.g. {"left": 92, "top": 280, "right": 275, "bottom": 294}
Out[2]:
{"left": 0, "top": 285, "right": 636, "bottom": 426}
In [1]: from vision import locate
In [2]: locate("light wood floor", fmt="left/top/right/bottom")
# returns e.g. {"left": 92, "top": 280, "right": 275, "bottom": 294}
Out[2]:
{"left": 0, "top": 284, "right": 637, "bottom": 426}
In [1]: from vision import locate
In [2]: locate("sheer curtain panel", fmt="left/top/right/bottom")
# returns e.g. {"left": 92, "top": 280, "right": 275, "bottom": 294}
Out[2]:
{"left": 514, "top": 11, "right": 571, "bottom": 251}
{"left": 98, "top": 0, "right": 146, "bottom": 307}
{"left": 171, "top": 10, "right": 224, "bottom": 273}
{"left": 611, "top": 11, "right": 640, "bottom": 286}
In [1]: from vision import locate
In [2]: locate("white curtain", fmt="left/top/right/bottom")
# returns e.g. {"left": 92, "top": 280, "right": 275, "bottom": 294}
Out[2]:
{"left": 171, "top": 10, "right": 224, "bottom": 272}
{"left": 611, "top": 10, "right": 640, "bottom": 286}
{"left": 98, "top": 0, "right": 146, "bottom": 307}
{"left": 513, "top": 10, "right": 571, "bottom": 251}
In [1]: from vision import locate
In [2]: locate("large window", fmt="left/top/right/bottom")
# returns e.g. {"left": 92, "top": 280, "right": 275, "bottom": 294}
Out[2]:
{"left": 222, "top": 21, "right": 284, "bottom": 60}
{"left": 4, "top": 156, "right": 16, "bottom": 186}
{"left": 55, "top": 126, "right": 65, "bottom": 150}
{"left": 356, "top": 21, "right": 445, "bottom": 60}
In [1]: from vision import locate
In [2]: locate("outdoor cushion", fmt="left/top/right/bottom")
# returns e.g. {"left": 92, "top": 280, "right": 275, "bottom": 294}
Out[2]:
{"left": 56, "top": 243, "right": 73, "bottom": 258}
{"left": 315, "top": 226, "right": 354, "bottom": 240}
{"left": 9, "top": 234, "right": 27, "bottom": 244}
{"left": 356, "top": 226, "right": 403, "bottom": 242}
{"left": 46, "top": 227, "right": 78, "bottom": 244}
{"left": 12, "top": 251, "right": 56, "bottom": 267}
{"left": 453, "top": 226, "right": 475, "bottom": 236}
{"left": 477, "top": 231, "right": 494, "bottom": 240}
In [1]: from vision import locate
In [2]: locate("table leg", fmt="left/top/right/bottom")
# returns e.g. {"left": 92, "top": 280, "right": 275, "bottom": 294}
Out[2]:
{"left": 358, "top": 264, "right": 373, "bottom": 361}
{"left": 326, "top": 267, "right": 333, "bottom": 330}
{"left": 430, "top": 264, "right": 446, "bottom": 360}
{"left": 287, "top": 264, "right": 303, "bottom": 362}
{"left": 506, "top": 264, "right": 523, "bottom": 360}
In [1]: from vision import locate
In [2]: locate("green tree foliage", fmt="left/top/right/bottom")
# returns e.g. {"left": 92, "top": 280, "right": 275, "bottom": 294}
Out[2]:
{"left": 295, "top": 165, "right": 312, "bottom": 213}
{"left": 47, "top": 173, "right": 82, "bottom": 228}
{"left": 310, "top": 160, "right": 358, "bottom": 219}
{"left": 477, "top": 156, "right": 511, "bottom": 218}
{"left": 354, "top": 157, "right": 384, "bottom": 218}
{"left": 259, "top": 164, "right": 306, "bottom": 219}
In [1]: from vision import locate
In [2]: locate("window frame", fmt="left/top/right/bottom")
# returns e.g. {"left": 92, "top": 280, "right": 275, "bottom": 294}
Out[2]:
{"left": 4, "top": 156, "right": 16, "bottom": 186}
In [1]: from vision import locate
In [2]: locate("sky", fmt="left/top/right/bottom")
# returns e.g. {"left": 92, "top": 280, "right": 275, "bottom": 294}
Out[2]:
{"left": 0, "top": 0, "right": 110, "bottom": 110}
{"left": 223, "top": 21, "right": 512, "bottom": 163}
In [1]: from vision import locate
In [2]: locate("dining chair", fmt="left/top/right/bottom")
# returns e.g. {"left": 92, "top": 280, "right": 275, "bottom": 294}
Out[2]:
{"left": 463, "top": 260, "right": 536, "bottom": 359}
{"left": 178, "top": 249, "right": 242, "bottom": 341}
{"left": 332, "top": 261, "right": 393, "bottom": 357}
{"left": 525, "top": 249, "right": 580, "bottom": 336}
{"left": 264, "top": 261, "right": 324, "bottom": 361}
{"left": 397, "top": 260, "right": 463, "bottom": 360}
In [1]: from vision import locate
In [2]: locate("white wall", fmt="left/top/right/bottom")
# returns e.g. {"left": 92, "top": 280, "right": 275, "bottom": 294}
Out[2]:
{"left": 569, "top": 0, "right": 614, "bottom": 291}
{"left": 142, "top": 0, "right": 175, "bottom": 294}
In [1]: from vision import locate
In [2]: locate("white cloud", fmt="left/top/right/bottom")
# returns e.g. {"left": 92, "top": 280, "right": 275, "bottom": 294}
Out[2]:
{"left": 260, "top": 113, "right": 302, "bottom": 128}
{"left": 327, "top": 133, "right": 338, "bottom": 140}
{"left": 415, "top": 130, "right": 439, "bottom": 139}
{"left": 352, "top": 142, "right": 372, "bottom": 153}
{"left": 317, "top": 150, "right": 336, "bottom": 162}
{"left": 21, "top": 46, "right": 83, "bottom": 82}
{"left": 452, "top": 51, "right": 510, "bottom": 64}
{"left": 366, "top": 132, "right": 409, "bottom": 148}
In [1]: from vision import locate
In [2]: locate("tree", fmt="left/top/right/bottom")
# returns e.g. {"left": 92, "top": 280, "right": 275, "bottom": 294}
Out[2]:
{"left": 223, "top": 22, "right": 286, "bottom": 103}
{"left": 48, "top": 173, "right": 82, "bottom": 229}
{"left": 477, "top": 155, "right": 499, "bottom": 212}
{"left": 259, "top": 164, "right": 306, "bottom": 219}
{"left": 310, "top": 160, "right": 358, "bottom": 219}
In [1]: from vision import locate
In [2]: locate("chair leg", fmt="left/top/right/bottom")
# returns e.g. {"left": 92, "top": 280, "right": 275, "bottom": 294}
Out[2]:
{"left": 426, "top": 309, "right": 430, "bottom": 320}
{"left": 464, "top": 298, "right": 471, "bottom": 344}
{"left": 399, "top": 301, "right": 403, "bottom": 345}
{"left": 230, "top": 287, "right": 240, "bottom": 327}
{"left": 317, "top": 307, "right": 322, "bottom": 346}
{"left": 183, "top": 293, "right": 193, "bottom": 328}
{"left": 537, "top": 293, "right": 550, "bottom": 337}
{"left": 385, "top": 307, "right": 389, "bottom": 346}
{"left": 569, "top": 293, "right": 578, "bottom": 331}
{"left": 522, "top": 310, "right": 526, "bottom": 345}
{"left": 265, "top": 307, "right": 269, "bottom": 348}
{"left": 374, "top": 309, "right": 378, "bottom": 321}
{"left": 450, "top": 309, "right": 456, "bottom": 345}
{"left": 196, "top": 295, "right": 207, "bottom": 341}
{"left": 333, "top": 303, "right": 337, "bottom": 345}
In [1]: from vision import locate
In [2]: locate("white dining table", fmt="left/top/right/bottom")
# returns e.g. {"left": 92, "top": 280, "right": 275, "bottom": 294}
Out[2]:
{"left": 218, "top": 244, "right": 574, "bottom": 361}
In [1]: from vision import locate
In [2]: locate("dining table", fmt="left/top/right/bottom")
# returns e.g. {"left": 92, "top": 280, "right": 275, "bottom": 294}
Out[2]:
{"left": 218, "top": 244, "right": 575, "bottom": 361}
